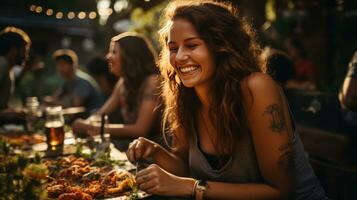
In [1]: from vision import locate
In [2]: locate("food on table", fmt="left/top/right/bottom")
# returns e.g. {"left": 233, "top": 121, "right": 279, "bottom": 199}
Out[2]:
{"left": 23, "top": 163, "right": 49, "bottom": 179}
{"left": 44, "top": 155, "right": 137, "bottom": 199}
{"left": 3, "top": 133, "right": 45, "bottom": 147}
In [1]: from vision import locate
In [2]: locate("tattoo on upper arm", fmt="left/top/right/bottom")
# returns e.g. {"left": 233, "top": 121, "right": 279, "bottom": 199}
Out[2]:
{"left": 263, "top": 104, "right": 286, "bottom": 133}
{"left": 278, "top": 141, "right": 295, "bottom": 172}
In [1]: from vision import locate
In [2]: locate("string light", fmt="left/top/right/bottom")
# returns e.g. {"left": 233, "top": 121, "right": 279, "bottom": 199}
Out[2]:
{"left": 28, "top": 4, "right": 105, "bottom": 22}
{"left": 97, "top": 0, "right": 112, "bottom": 25}
{"left": 35, "top": 6, "right": 43, "bottom": 13}
{"left": 67, "top": 11, "right": 75, "bottom": 19}
{"left": 114, "top": 0, "right": 129, "bottom": 12}
{"left": 78, "top": 12, "right": 86, "bottom": 19}
{"left": 29, "top": 5, "right": 36, "bottom": 12}
{"left": 56, "top": 12, "right": 63, "bottom": 19}
{"left": 46, "top": 9, "right": 53, "bottom": 16}
{"left": 89, "top": 12, "right": 97, "bottom": 19}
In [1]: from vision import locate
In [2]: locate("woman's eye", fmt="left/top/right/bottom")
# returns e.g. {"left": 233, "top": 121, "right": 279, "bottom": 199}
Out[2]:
{"left": 187, "top": 44, "right": 198, "bottom": 49}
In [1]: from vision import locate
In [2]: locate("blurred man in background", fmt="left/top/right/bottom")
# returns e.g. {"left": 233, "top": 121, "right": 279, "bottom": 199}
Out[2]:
{"left": 49, "top": 49, "right": 104, "bottom": 116}
{"left": 0, "top": 26, "right": 31, "bottom": 124}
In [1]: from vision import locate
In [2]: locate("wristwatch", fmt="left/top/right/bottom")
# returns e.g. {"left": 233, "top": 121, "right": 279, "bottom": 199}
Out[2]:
{"left": 195, "top": 180, "right": 207, "bottom": 200}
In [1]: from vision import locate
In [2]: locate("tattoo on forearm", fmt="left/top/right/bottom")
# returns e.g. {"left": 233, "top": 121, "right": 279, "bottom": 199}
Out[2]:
{"left": 263, "top": 104, "right": 286, "bottom": 133}
{"left": 278, "top": 141, "right": 295, "bottom": 172}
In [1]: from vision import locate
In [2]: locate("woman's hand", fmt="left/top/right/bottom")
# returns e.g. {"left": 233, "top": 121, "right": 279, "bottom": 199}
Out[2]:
{"left": 135, "top": 164, "right": 195, "bottom": 197}
{"left": 126, "top": 137, "right": 159, "bottom": 163}
{"left": 71, "top": 118, "right": 96, "bottom": 136}
{"left": 72, "top": 118, "right": 86, "bottom": 134}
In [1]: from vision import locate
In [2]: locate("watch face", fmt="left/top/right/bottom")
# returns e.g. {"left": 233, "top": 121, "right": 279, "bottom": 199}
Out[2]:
{"left": 198, "top": 179, "right": 207, "bottom": 186}
{"left": 196, "top": 185, "right": 206, "bottom": 192}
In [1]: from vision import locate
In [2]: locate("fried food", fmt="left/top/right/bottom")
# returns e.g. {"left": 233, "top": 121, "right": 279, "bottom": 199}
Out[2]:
{"left": 23, "top": 163, "right": 48, "bottom": 179}
{"left": 45, "top": 155, "right": 136, "bottom": 199}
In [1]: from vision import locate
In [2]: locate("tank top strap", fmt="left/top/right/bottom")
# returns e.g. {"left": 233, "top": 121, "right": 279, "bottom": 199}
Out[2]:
{"left": 285, "top": 98, "right": 297, "bottom": 142}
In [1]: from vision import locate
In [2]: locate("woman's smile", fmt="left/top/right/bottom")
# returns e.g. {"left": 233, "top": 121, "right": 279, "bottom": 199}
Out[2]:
{"left": 168, "top": 19, "right": 216, "bottom": 88}
{"left": 178, "top": 65, "right": 200, "bottom": 75}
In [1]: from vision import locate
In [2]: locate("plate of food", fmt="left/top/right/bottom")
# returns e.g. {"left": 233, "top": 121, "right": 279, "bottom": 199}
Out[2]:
{"left": 43, "top": 155, "right": 149, "bottom": 200}
{"left": 1, "top": 133, "right": 46, "bottom": 150}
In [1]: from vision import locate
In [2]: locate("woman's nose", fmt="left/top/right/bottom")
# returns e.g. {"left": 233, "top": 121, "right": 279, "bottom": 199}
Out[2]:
{"left": 175, "top": 48, "right": 188, "bottom": 63}
{"left": 105, "top": 53, "right": 110, "bottom": 60}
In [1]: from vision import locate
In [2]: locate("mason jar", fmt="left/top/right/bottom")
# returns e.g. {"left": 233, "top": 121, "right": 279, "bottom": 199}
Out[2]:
{"left": 44, "top": 106, "right": 65, "bottom": 147}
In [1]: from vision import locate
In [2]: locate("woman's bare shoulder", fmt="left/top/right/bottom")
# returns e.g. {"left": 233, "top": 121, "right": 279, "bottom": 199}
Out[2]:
{"left": 241, "top": 72, "right": 281, "bottom": 109}
{"left": 243, "top": 72, "right": 277, "bottom": 90}
{"left": 146, "top": 74, "right": 160, "bottom": 86}
{"left": 141, "top": 74, "right": 160, "bottom": 101}
{"left": 114, "top": 77, "right": 124, "bottom": 89}
{"left": 144, "top": 74, "right": 160, "bottom": 91}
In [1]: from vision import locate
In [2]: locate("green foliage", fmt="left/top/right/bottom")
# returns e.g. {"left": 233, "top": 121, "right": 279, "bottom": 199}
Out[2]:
{"left": 0, "top": 138, "right": 47, "bottom": 200}
{"left": 92, "top": 151, "right": 126, "bottom": 167}
{"left": 128, "top": 185, "right": 139, "bottom": 200}
{"left": 74, "top": 143, "right": 125, "bottom": 167}
{"left": 130, "top": 1, "right": 169, "bottom": 51}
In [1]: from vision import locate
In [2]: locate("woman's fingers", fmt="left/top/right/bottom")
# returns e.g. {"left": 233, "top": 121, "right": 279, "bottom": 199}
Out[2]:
{"left": 142, "top": 144, "right": 154, "bottom": 159}
{"left": 139, "top": 178, "right": 157, "bottom": 191}
{"left": 136, "top": 171, "right": 152, "bottom": 185}
{"left": 145, "top": 185, "right": 160, "bottom": 195}
{"left": 136, "top": 166, "right": 159, "bottom": 192}
{"left": 126, "top": 137, "right": 158, "bottom": 162}
{"left": 126, "top": 139, "right": 138, "bottom": 162}
{"left": 134, "top": 139, "right": 144, "bottom": 160}
{"left": 136, "top": 167, "right": 151, "bottom": 179}
{"left": 87, "top": 126, "right": 98, "bottom": 136}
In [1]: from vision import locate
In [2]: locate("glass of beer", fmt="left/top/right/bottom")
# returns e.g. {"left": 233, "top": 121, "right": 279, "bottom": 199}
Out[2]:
{"left": 45, "top": 106, "right": 65, "bottom": 147}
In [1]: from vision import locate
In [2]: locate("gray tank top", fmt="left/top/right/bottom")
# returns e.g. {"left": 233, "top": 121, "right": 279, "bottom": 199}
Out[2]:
{"left": 189, "top": 114, "right": 327, "bottom": 199}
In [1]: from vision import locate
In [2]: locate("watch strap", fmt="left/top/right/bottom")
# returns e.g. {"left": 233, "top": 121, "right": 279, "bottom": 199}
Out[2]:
{"left": 195, "top": 180, "right": 207, "bottom": 200}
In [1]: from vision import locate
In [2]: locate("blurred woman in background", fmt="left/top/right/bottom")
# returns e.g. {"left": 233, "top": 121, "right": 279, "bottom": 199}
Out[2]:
{"left": 72, "top": 32, "right": 161, "bottom": 150}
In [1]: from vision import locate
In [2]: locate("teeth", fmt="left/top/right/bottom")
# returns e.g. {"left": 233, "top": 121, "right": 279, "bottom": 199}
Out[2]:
{"left": 180, "top": 66, "right": 198, "bottom": 73}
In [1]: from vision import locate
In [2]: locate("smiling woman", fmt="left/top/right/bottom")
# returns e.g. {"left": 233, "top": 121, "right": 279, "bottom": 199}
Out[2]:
{"left": 167, "top": 19, "right": 215, "bottom": 89}
{"left": 72, "top": 32, "right": 161, "bottom": 151}
{"left": 126, "top": 1, "right": 327, "bottom": 200}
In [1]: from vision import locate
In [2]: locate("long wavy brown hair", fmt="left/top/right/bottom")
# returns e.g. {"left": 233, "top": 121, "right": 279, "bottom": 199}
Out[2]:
{"left": 112, "top": 32, "right": 158, "bottom": 116}
{"left": 158, "top": 0, "right": 263, "bottom": 156}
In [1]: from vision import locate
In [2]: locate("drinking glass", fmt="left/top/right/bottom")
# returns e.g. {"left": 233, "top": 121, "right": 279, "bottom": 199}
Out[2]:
{"left": 44, "top": 106, "right": 65, "bottom": 148}
{"left": 88, "top": 114, "right": 110, "bottom": 152}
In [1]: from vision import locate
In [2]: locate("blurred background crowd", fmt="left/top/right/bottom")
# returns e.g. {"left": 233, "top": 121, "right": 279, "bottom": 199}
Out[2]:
{"left": 0, "top": 0, "right": 355, "bottom": 104}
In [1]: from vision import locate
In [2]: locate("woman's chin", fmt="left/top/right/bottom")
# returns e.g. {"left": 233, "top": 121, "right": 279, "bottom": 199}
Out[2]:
{"left": 110, "top": 70, "right": 120, "bottom": 77}
{"left": 181, "top": 80, "right": 197, "bottom": 88}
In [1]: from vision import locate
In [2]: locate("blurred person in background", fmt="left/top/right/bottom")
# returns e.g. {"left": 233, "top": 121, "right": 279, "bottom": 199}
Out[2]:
{"left": 49, "top": 49, "right": 104, "bottom": 115}
{"left": 0, "top": 26, "right": 31, "bottom": 124}
{"left": 261, "top": 47, "right": 295, "bottom": 90}
{"left": 72, "top": 32, "right": 161, "bottom": 151}
{"left": 86, "top": 56, "right": 118, "bottom": 100}
{"left": 285, "top": 37, "right": 317, "bottom": 90}
{"left": 339, "top": 50, "right": 357, "bottom": 160}
{"left": 339, "top": 50, "right": 357, "bottom": 128}
{"left": 15, "top": 50, "right": 46, "bottom": 102}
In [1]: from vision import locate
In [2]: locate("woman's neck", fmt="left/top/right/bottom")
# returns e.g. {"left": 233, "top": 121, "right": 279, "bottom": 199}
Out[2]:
{"left": 194, "top": 84, "right": 212, "bottom": 110}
